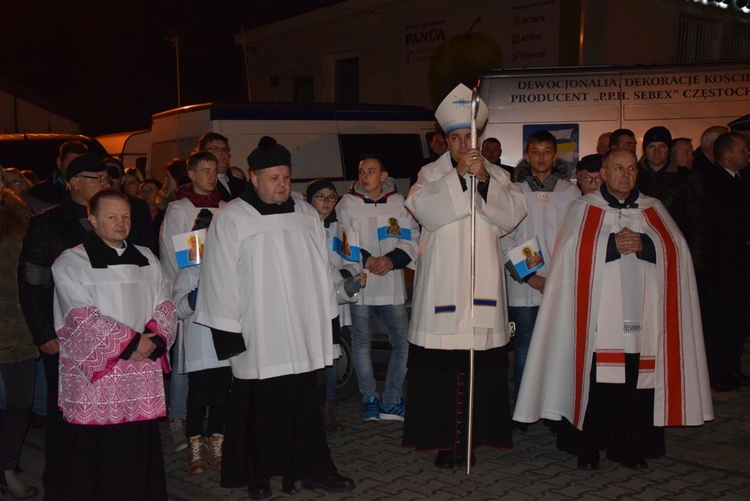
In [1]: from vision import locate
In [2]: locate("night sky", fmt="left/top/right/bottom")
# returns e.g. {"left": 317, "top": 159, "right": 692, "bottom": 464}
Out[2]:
{"left": 1, "top": 1, "right": 341, "bottom": 136}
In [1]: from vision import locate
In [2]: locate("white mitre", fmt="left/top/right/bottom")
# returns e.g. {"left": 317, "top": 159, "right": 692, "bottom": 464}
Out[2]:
{"left": 435, "top": 83, "right": 489, "bottom": 134}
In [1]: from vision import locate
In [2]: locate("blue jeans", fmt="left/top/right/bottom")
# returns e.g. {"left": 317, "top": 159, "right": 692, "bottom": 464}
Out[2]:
{"left": 509, "top": 305, "right": 539, "bottom": 397}
{"left": 33, "top": 357, "right": 47, "bottom": 415}
{"left": 350, "top": 304, "right": 409, "bottom": 405}
{"left": 325, "top": 360, "right": 338, "bottom": 400}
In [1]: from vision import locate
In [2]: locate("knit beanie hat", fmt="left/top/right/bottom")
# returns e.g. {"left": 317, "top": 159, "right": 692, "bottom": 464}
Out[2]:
{"left": 642, "top": 126, "right": 672, "bottom": 150}
{"left": 306, "top": 178, "right": 337, "bottom": 204}
{"left": 246, "top": 136, "right": 291, "bottom": 170}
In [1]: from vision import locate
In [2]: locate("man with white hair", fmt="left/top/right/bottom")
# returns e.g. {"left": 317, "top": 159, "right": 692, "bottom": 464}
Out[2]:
{"left": 514, "top": 148, "right": 713, "bottom": 471}
{"left": 693, "top": 125, "right": 730, "bottom": 174}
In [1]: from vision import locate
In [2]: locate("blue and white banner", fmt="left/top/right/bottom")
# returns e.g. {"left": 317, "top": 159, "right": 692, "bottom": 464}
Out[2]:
{"left": 332, "top": 225, "right": 362, "bottom": 263}
{"left": 172, "top": 229, "right": 207, "bottom": 269}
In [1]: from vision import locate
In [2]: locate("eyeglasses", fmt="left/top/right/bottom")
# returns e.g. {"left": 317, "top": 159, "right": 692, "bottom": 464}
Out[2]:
{"left": 76, "top": 174, "right": 112, "bottom": 183}
{"left": 207, "top": 146, "right": 230, "bottom": 155}
{"left": 313, "top": 194, "right": 338, "bottom": 203}
{"left": 582, "top": 177, "right": 603, "bottom": 184}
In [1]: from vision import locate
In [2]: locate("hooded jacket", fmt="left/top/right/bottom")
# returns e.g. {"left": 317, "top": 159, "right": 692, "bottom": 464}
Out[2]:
{"left": 0, "top": 189, "right": 38, "bottom": 364}
{"left": 335, "top": 177, "right": 419, "bottom": 306}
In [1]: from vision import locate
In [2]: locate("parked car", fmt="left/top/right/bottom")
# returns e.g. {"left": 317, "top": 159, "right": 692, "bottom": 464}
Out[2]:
{"left": 0, "top": 133, "right": 108, "bottom": 179}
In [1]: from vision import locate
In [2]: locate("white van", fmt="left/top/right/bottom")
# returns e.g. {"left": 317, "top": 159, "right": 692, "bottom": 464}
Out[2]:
{"left": 148, "top": 102, "right": 437, "bottom": 194}
{"left": 479, "top": 61, "right": 750, "bottom": 168}
{"left": 96, "top": 130, "right": 150, "bottom": 171}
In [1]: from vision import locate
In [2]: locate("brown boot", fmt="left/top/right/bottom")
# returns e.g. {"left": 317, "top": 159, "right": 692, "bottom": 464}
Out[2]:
{"left": 187, "top": 436, "right": 207, "bottom": 475}
{"left": 206, "top": 434, "right": 224, "bottom": 471}
{"left": 324, "top": 399, "right": 343, "bottom": 432}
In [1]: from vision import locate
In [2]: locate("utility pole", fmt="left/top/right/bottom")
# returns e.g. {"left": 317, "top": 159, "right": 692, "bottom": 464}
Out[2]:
{"left": 166, "top": 33, "right": 181, "bottom": 107}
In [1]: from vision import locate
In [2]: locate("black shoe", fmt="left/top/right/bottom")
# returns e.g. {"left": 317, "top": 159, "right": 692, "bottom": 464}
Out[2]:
{"left": 301, "top": 473, "right": 355, "bottom": 493}
{"left": 248, "top": 479, "right": 271, "bottom": 500}
{"left": 433, "top": 451, "right": 456, "bottom": 469}
{"left": 542, "top": 419, "right": 561, "bottom": 434}
{"left": 617, "top": 457, "right": 648, "bottom": 470}
{"left": 455, "top": 453, "right": 477, "bottom": 468}
{"left": 512, "top": 420, "right": 528, "bottom": 433}
{"left": 736, "top": 371, "right": 750, "bottom": 387}
{"left": 711, "top": 378, "right": 740, "bottom": 392}
{"left": 29, "top": 412, "right": 46, "bottom": 429}
{"left": 576, "top": 452, "right": 599, "bottom": 470}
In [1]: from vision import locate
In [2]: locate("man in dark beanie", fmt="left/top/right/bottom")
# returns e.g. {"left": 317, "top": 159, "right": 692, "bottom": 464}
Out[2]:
{"left": 575, "top": 154, "right": 603, "bottom": 195}
{"left": 636, "top": 126, "right": 705, "bottom": 267}
{"left": 194, "top": 136, "right": 355, "bottom": 499}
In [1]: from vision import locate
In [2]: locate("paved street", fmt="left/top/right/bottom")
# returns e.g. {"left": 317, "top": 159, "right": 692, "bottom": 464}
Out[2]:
{"left": 14, "top": 339, "right": 750, "bottom": 500}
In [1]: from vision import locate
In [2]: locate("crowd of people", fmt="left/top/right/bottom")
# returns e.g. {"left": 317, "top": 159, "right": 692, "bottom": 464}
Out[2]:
{"left": 0, "top": 84, "right": 748, "bottom": 500}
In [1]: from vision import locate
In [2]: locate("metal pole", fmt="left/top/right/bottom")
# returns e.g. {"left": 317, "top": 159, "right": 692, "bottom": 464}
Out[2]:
{"left": 466, "top": 86, "right": 480, "bottom": 475}
{"left": 175, "top": 34, "right": 181, "bottom": 108}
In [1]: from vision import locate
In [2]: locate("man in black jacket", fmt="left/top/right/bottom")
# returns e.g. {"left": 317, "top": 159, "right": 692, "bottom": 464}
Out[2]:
{"left": 636, "top": 126, "right": 706, "bottom": 268}
{"left": 18, "top": 154, "right": 112, "bottom": 500}
{"left": 697, "top": 132, "right": 750, "bottom": 392}
{"left": 26, "top": 140, "right": 88, "bottom": 213}
{"left": 196, "top": 132, "right": 246, "bottom": 201}
{"left": 693, "top": 125, "right": 729, "bottom": 175}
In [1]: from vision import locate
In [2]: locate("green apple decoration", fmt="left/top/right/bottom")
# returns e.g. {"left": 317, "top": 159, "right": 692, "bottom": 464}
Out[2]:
{"left": 429, "top": 16, "right": 504, "bottom": 108}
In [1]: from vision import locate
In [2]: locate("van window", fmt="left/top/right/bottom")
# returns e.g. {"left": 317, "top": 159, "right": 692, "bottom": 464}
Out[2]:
{"left": 339, "top": 134, "right": 423, "bottom": 184}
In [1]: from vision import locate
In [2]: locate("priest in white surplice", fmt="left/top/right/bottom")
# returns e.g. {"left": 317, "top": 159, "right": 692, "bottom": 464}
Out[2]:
{"left": 403, "top": 84, "right": 528, "bottom": 469}
{"left": 52, "top": 190, "right": 177, "bottom": 500}
{"left": 193, "top": 137, "right": 354, "bottom": 499}
{"left": 513, "top": 148, "right": 713, "bottom": 471}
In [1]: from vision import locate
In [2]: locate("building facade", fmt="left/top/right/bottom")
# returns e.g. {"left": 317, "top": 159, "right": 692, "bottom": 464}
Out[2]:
{"left": 234, "top": 0, "right": 750, "bottom": 109}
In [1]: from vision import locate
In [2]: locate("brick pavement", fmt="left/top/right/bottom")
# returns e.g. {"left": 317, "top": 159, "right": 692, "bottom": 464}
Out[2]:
{"left": 13, "top": 339, "right": 750, "bottom": 500}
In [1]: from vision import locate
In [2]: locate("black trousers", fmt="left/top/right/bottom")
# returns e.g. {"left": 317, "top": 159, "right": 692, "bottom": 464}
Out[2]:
{"left": 59, "top": 420, "right": 166, "bottom": 501}
{"left": 700, "top": 286, "right": 750, "bottom": 382}
{"left": 185, "top": 366, "right": 233, "bottom": 438}
{"left": 0, "top": 358, "right": 35, "bottom": 471}
{"left": 402, "top": 344, "right": 513, "bottom": 455}
{"left": 221, "top": 372, "right": 337, "bottom": 489}
{"left": 42, "top": 352, "right": 67, "bottom": 501}
{"left": 557, "top": 353, "right": 665, "bottom": 459}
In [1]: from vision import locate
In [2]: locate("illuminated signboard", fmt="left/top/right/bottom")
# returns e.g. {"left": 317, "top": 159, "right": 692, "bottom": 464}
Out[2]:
{"left": 687, "top": 0, "right": 750, "bottom": 14}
